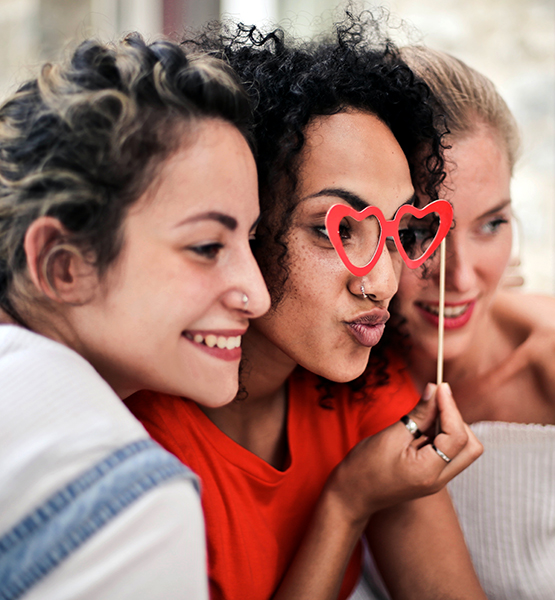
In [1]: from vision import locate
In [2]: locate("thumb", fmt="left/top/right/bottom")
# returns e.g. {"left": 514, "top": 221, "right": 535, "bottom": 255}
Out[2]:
{"left": 408, "top": 383, "right": 438, "bottom": 433}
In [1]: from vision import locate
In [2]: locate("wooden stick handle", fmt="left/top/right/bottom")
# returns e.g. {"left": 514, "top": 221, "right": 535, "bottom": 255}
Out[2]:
{"left": 437, "top": 238, "right": 446, "bottom": 385}
{"left": 435, "top": 238, "right": 446, "bottom": 437}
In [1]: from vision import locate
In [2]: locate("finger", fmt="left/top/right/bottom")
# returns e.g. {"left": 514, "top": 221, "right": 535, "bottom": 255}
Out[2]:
{"left": 434, "top": 383, "right": 468, "bottom": 441}
{"left": 402, "top": 383, "right": 438, "bottom": 436}
{"left": 422, "top": 383, "right": 469, "bottom": 466}
{"left": 433, "top": 424, "right": 484, "bottom": 485}
{"left": 410, "top": 433, "right": 430, "bottom": 451}
{"left": 400, "top": 415, "right": 424, "bottom": 439}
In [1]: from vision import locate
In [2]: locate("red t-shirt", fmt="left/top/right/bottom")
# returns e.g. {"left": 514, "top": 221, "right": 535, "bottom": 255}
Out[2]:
{"left": 125, "top": 356, "right": 418, "bottom": 600}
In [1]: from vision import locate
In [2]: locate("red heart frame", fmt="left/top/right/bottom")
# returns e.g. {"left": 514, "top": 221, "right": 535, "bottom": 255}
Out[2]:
{"left": 325, "top": 200, "right": 453, "bottom": 277}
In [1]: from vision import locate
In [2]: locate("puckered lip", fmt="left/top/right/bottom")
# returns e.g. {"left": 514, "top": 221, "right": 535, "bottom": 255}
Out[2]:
{"left": 344, "top": 308, "right": 390, "bottom": 348}
{"left": 345, "top": 308, "right": 390, "bottom": 326}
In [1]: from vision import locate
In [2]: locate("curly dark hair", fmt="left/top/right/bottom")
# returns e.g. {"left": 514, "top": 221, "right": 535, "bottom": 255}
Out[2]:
{"left": 186, "top": 11, "right": 446, "bottom": 398}
{"left": 0, "top": 33, "right": 253, "bottom": 326}
{"left": 187, "top": 12, "right": 445, "bottom": 299}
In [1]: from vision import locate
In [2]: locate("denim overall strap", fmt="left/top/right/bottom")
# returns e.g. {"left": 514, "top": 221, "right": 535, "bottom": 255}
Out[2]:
{"left": 0, "top": 438, "right": 198, "bottom": 600}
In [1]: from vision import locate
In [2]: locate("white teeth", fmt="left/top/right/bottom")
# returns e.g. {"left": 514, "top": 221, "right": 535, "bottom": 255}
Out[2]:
{"left": 444, "top": 304, "right": 470, "bottom": 318}
{"left": 186, "top": 333, "right": 242, "bottom": 350}
{"left": 226, "top": 336, "right": 240, "bottom": 350}
{"left": 422, "top": 303, "right": 470, "bottom": 318}
{"left": 205, "top": 334, "right": 217, "bottom": 348}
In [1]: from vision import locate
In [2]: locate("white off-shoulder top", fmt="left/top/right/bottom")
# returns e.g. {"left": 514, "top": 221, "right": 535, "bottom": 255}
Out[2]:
{"left": 448, "top": 421, "right": 555, "bottom": 600}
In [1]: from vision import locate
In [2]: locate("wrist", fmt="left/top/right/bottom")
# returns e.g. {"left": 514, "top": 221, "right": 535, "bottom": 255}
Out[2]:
{"left": 320, "top": 474, "right": 375, "bottom": 533}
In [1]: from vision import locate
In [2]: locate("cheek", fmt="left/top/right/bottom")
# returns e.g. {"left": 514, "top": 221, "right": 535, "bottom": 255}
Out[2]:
{"left": 397, "top": 268, "right": 430, "bottom": 311}
{"left": 392, "top": 253, "right": 404, "bottom": 282}
{"left": 479, "top": 235, "right": 513, "bottom": 291}
{"left": 485, "top": 250, "right": 511, "bottom": 289}
{"left": 287, "top": 243, "right": 343, "bottom": 300}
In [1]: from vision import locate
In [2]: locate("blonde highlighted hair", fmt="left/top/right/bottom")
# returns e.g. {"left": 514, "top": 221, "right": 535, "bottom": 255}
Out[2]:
{"left": 0, "top": 33, "right": 252, "bottom": 324}
{"left": 401, "top": 46, "right": 520, "bottom": 173}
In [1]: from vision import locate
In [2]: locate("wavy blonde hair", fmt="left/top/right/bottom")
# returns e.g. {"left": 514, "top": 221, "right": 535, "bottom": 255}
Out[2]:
{"left": 401, "top": 46, "right": 520, "bottom": 173}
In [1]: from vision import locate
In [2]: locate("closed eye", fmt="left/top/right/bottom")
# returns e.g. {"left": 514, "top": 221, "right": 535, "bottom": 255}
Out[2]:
{"left": 190, "top": 243, "right": 223, "bottom": 260}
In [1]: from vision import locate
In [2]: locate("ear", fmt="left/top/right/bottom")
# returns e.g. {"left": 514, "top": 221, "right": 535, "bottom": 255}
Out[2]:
{"left": 24, "top": 216, "right": 97, "bottom": 304}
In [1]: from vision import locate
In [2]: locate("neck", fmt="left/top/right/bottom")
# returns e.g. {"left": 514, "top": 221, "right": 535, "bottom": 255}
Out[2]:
{"left": 241, "top": 321, "right": 298, "bottom": 403}
{"left": 198, "top": 319, "right": 298, "bottom": 469}
{"left": 0, "top": 307, "right": 16, "bottom": 326}
{"left": 407, "top": 310, "right": 511, "bottom": 393}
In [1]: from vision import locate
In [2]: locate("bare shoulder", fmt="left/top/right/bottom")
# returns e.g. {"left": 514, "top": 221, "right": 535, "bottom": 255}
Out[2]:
{"left": 492, "top": 290, "right": 555, "bottom": 331}
{"left": 493, "top": 291, "right": 555, "bottom": 409}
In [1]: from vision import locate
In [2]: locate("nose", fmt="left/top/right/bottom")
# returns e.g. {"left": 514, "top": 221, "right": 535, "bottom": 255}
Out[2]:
{"left": 351, "top": 244, "right": 401, "bottom": 304}
{"left": 440, "top": 233, "right": 476, "bottom": 293}
{"left": 223, "top": 246, "right": 271, "bottom": 318}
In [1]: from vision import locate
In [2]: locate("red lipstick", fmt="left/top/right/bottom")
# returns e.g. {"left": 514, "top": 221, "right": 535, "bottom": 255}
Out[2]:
{"left": 415, "top": 301, "right": 476, "bottom": 330}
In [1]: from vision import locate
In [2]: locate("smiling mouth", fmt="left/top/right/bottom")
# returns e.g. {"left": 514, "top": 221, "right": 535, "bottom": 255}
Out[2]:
{"left": 415, "top": 301, "right": 476, "bottom": 329}
{"left": 418, "top": 302, "right": 472, "bottom": 318}
{"left": 184, "top": 332, "right": 242, "bottom": 350}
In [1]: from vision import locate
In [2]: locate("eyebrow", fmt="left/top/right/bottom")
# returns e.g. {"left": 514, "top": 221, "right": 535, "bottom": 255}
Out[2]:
{"left": 175, "top": 211, "right": 238, "bottom": 230}
{"left": 305, "top": 187, "right": 417, "bottom": 212}
{"left": 477, "top": 199, "right": 512, "bottom": 219}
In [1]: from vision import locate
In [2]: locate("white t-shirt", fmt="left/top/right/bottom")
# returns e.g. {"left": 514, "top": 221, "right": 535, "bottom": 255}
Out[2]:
{"left": 0, "top": 324, "right": 208, "bottom": 600}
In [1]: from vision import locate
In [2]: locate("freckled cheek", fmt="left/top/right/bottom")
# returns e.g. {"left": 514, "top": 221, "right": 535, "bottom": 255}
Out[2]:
{"left": 288, "top": 247, "right": 341, "bottom": 302}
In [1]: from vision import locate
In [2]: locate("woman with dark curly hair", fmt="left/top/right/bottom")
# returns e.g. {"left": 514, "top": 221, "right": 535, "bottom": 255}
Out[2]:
{"left": 0, "top": 35, "right": 270, "bottom": 599}
{"left": 128, "top": 14, "right": 484, "bottom": 600}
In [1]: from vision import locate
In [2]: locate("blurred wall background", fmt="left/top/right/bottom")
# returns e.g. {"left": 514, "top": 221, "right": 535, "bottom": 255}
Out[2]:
{"left": 0, "top": 0, "right": 553, "bottom": 293}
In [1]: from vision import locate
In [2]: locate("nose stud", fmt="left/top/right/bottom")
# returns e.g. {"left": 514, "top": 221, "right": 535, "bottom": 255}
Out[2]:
{"left": 242, "top": 293, "right": 249, "bottom": 309}
{"left": 360, "top": 285, "right": 367, "bottom": 299}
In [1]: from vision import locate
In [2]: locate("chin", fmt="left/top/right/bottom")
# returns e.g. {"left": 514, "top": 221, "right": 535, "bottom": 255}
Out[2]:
{"left": 205, "top": 385, "right": 239, "bottom": 407}
{"left": 316, "top": 359, "right": 368, "bottom": 384}
{"left": 175, "top": 378, "right": 239, "bottom": 408}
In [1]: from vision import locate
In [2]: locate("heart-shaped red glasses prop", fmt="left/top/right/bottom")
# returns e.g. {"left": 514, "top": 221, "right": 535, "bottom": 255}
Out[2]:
{"left": 325, "top": 200, "right": 453, "bottom": 277}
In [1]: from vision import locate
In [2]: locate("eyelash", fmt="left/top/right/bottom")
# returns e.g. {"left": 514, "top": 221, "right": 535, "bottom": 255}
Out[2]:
{"left": 313, "top": 223, "right": 351, "bottom": 240}
{"left": 482, "top": 217, "right": 509, "bottom": 235}
{"left": 190, "top": 242, "right": 223, "bottom": 260}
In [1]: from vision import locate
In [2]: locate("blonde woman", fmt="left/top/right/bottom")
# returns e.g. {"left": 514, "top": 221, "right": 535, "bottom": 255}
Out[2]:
{"left": 391, "top": 46, "right": 555, "bottom": 599}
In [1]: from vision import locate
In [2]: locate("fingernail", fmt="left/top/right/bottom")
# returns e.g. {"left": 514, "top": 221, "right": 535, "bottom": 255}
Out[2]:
{"left": 440, "top": 382, "right": 453, "bottom": 397}
{"left": 422, "top": 383, "right": 434, "bottom": 401}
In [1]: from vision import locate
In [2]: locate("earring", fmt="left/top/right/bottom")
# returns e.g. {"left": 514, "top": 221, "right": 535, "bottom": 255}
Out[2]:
{"left": 242, "top": 293, "right": 249, "bottom": 309}
{"left": 360, "top": 285, "right": 367, "bottom": 299}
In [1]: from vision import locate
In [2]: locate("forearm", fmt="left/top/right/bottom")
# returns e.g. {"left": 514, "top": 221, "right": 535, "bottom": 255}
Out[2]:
{"left": 272, "top": 488, "right": 366, "bottom": 600}
{"left": 366, "top": 489, "right": 486, "bottom": 600}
